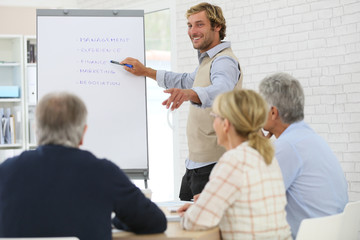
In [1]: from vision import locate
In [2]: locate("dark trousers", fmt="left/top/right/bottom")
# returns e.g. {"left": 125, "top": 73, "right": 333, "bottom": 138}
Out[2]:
{"left": 179, "top": 163, "right": 216, "bottom": 201}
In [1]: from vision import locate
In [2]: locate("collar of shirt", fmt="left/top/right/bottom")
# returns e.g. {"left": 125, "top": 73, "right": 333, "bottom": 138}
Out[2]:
{"left": 198, "top": 41, "right": 232, "bottom": 64}
{"left": 277, "top": 120, "right": 306, "bottom": 140}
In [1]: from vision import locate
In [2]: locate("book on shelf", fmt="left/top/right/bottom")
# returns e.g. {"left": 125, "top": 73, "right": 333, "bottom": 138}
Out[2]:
{"left": 28, "top": 107, "right": 36, "bottom": 144}
{"left": 0, "top": 86, "right": 20, "bottom": 98}
{"left": 27, "top": 40, "right": 37, "bottom": 64}
{"left": 1, "top": 108, "right": 16, "bottom": 144}
{"left": 27, "top": 40, "right": 30, "bottom": 63}
{"left": 0, "top": 108, "right": 3, "bottom": 144}
{"left": 9, "top": 114, "right": 15, "bottom": 144}
{"left": 27, "top": 66, "right": 37, "bottom": 104}
{"left": 2, "top": 108, "right": 11, "bottom": 143}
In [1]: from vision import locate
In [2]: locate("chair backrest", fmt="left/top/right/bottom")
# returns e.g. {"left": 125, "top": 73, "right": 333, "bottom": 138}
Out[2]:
{"left": 341, "top": 201, "right": 360, "bottom": 240}
{"left": 0, "top": 238, "right": 79, "bottom": 240}
{"left": 296, "top": 213, "right": 343, "bottom": 240}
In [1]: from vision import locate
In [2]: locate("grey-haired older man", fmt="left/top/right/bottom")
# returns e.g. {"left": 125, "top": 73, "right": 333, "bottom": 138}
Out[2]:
{"left": 259, "top": 72, "right": 348, "bottom": 239}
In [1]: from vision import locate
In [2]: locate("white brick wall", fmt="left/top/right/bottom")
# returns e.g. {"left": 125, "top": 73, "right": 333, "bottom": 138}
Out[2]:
{"left": 75, "top": 0, "right": 360, "bottom": 201}
{"left": 174, "top": 0, "right": 360, "bottom": 201}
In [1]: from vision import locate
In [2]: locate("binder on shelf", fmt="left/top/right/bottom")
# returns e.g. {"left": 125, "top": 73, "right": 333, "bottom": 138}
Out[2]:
{"left": 0, "top": 108, "right": 4, "bottom": 144}
{"left": 13, "top": 106, "right": 21, "bottom": 145}
{"left": 29, "top": 118, "right": 36, "bottom": 144}
{"left": 27, "top": 40, "right": 31, "bottom": 63}
{"left": 0, "top": 86, "right": 20, "bottom": 98}
{"left": 27, "top": 40, "right": 37, "bottom": 64}
{"left": 28, "top": 107, "right": 36, "bottom": 144}
{"left": 27, "top": 66, "right": 37, "bottom": 104}
{"left": 3, "top": 108, "right": 11, "bottom": 144}
{"left": 9, "top": 114, "right": 15, "bottom": 144}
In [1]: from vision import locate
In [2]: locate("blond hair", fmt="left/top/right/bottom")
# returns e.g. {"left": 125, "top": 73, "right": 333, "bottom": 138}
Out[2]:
{"left": 186, "top": 2, "right": 226, "bottom": 40}
{"left": 212, "top": 89, "right": 274, "bottom": 165}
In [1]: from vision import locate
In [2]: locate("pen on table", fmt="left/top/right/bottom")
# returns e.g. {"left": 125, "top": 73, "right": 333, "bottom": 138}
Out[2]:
{"left": 110, "top": 60, "right": 133, "bottom": 68}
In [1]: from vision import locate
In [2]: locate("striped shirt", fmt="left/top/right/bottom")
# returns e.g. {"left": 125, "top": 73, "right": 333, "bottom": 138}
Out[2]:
{"left": 181, "top": 142, "right": 292, "bottom": 240}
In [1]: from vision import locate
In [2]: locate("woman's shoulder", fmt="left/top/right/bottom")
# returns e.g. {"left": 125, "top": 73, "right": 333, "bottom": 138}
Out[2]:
{"left": 220, "top": 142, "right": 263, "bottom": 168}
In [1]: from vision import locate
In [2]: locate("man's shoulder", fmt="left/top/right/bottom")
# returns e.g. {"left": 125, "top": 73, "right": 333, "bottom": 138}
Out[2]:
{"left": 0, "top": 146, "right": 119, "bottom": 172}
{"left": 213, "top": 47, "right": 235, "bottom": 58}
{"left": 277, "top": 121, "right": 312, "bottom": 140}
{"left": 71, "top": 148, "right": 121, "bottom": 172}
{"left": 206, "top": 41, "right": 232, "bottom": 57}
{"left": 0, "top": 149, "right": 34, "bottom": 167}
{"left": 210, "top": 45, "right": 239, "bottom": 67}
{"left": 275, "top": 121, "right": 332, "bottom": 158}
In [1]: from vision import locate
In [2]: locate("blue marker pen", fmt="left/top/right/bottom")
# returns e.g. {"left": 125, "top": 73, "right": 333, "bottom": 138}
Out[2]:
{"left": 110, "top": 60, "right": 133, "bottom": 68}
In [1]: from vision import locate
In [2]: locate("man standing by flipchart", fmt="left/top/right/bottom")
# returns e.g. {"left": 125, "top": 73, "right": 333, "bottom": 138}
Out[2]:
{"left": 120, "top": 2, "right": 242, "bottom": 201}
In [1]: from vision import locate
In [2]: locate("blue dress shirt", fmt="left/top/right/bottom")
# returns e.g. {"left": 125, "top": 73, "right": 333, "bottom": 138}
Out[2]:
{"left": 156, "top": 41, "right": 240, "bottom": 108}
{"left": 275, "top": 121, "right": 348, "bottom": 238}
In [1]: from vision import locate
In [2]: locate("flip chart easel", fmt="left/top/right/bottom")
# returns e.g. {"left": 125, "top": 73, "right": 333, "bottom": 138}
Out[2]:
{"left": 37, "top": 9, "right": 149, "bottom": 186}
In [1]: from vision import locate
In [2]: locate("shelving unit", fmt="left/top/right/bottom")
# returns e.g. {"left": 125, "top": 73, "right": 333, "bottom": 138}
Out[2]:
{"left": 24, "top": 35, "right": 37, "bottom": 149}
{"left": 0, "top": 35, "right": 25, "bottom": 161}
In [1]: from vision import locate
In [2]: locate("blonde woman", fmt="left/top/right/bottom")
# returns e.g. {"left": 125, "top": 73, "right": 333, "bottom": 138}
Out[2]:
{"left": 178, "top": 89, "right": 292, "bottom": 240}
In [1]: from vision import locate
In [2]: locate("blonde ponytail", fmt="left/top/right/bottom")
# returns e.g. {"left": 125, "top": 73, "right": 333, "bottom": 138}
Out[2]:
{"left": 248, "top": 131, "right": 274, "bottom": 165}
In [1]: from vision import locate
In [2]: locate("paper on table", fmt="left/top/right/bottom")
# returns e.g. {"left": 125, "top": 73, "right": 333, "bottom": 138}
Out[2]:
{"left": 156, "top": 201, "right": 193, "bottom": 222}
{"left": 167, "top": 214, "right": 181, "bottom": 222}
{"left": 156, "top": 200, "right": 193, "bottom": 207}
{"left": 167, "top": 206, "right": 180, "bottom": 213}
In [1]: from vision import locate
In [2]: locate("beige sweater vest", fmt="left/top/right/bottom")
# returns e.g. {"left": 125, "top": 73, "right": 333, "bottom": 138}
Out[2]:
{"left": 186, "top": 48, "right": 243, "bottom": 163}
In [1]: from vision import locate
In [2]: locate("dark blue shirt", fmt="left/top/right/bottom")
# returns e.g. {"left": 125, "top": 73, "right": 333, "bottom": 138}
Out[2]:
{"left": 0, "top": 145, "right": 166, "bottom": 239}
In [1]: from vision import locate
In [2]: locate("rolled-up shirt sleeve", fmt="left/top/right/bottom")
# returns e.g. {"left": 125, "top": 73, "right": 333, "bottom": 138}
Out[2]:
{"left": 156, "top": 69, "right": 197, "bottom": 89}
{"left": 192, "top": 56, "right": 240, "bottom": 108}
{"left": 156, "top": 51, "right": 240, "bottom": 109}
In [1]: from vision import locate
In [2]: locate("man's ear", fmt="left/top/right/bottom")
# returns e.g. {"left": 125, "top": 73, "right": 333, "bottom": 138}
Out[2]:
{"left": 79, "top": 124, "right": 88, "bottom": 146}
{"left": 271, "top": 106, "right": 280, "bottom": 120}
{"left": 214, "top": 24, "right": 221, "bottom": 33}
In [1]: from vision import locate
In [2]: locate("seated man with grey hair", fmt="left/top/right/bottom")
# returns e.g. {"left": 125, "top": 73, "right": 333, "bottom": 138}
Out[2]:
{"left": 259, "top": 72, "right": 348, "bottom": 239}
{"left": 0, "top": 92, "right": 167, "bottom": 240}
